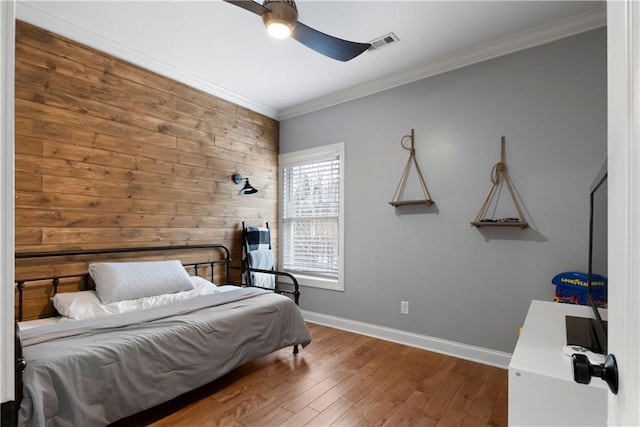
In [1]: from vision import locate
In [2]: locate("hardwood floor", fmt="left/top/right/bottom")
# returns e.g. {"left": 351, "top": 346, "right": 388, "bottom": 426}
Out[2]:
{"left": 113, "top": 323, "right": 508, "bottom": 427}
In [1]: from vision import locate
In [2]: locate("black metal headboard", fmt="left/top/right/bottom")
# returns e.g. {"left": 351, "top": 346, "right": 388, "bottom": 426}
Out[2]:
{"left": 14, "top": 243, "right": 233, "bottom": 322}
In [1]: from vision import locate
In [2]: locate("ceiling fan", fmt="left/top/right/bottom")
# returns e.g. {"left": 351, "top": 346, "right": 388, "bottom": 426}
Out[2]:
{"left": 223, "top": 0, "right": 372, "bottom": 62}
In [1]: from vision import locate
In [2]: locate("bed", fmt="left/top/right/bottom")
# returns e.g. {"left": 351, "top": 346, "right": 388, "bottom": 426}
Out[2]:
{"left": 5, "top": 244, "right": 311, "bottom": 427}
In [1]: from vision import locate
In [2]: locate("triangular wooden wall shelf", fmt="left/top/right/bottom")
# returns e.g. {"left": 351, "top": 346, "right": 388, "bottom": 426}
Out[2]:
{"left": 471, "top": 137, "right": 528, "bottom": 229}
{"left": 389, "top": 129, "right": 434, "bottom": 207}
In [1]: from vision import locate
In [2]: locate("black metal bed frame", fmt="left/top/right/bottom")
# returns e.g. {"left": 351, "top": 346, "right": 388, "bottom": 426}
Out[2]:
{"left": 2, "top": 243, "right": 301, "bottom": 427}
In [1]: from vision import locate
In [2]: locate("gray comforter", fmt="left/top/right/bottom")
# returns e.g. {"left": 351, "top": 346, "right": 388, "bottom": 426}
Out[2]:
{"left": 18, "top": 288, "right": 311, "bottom": 427}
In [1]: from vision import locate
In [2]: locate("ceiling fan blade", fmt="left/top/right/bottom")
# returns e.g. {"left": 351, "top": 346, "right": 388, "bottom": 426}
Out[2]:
{"left": 223, "top": 0, "right": 267, "bottom": 16}
{"left": 292, "top": 22, "right": 371, "bottom": 62}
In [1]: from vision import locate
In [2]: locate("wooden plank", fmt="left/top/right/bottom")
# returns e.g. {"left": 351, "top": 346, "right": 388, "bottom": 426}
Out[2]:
{"left": 382, "top": 390, "right": 432, "bottom": 427}
{"left": 15, "top": 208, "right": 238, "bottom": 229}
{"left": 15, "top": 115, "right": 76, "bottom": 145}
{"left": 14, "top": 133, "right": 43, "bottom": 155}
{"left": 14, "top": 227, "right": 42, "bottom": 245}
{"left": 176, "top": 141, "right": 275, "bottom": 172}
{"left": 15, "top": 171, "right": 42, "bottom": 191}
{"left": 17, "top": 151, "right": 172, "bottom": 184}
{"left": 15, "top": 190, "right": 177, "bottom": 215}
{"left": 41, "top": 140, "right": 138, "bottom": 171}
{"left": 41, "top": 226, "right": 231, "bottom": 245}
{"left": 236, "top": 105, "right": 279, "bottom": 133}
{"left": 94, "top": 133, "right": 178, "bottom": 163}
{"left": 40, "top": 175, "right": 219, "bottom": 205}
{"left": 214, "top": 134, "right": 278, "bottom": 160}
{"left": 16, "top": 113, "right": 176, "bottom": 150}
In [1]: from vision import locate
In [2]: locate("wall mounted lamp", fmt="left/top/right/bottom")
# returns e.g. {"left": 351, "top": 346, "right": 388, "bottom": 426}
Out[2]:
{"left": 232, "top": 173, "right": 258, "bottom": 195}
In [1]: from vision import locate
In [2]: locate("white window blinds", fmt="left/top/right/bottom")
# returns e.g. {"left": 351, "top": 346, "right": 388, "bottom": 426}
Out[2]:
{"left": 281, "top": 144, "right": 343, "bottom": 283}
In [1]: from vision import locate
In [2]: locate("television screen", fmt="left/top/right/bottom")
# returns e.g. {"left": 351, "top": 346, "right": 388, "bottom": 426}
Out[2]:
{"left": 588, "top": 161, "right": 608, "bottom": 353}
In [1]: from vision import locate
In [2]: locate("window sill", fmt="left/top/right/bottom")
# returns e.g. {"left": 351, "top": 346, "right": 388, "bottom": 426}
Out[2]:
{"left": 293, "top": 273, "right": 344, "bottom": 292}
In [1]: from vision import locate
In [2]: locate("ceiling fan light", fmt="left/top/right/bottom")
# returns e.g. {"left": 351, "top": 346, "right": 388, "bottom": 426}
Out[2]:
{"left": 262, "top": 0, "right": 298, "bottom": 39}
{"left": 266, "top": 20, "right": 292, "bottom": 39}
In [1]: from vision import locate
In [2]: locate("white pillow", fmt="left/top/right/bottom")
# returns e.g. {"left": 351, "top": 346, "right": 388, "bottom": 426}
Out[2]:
{"left": 89, "top": 260, "right": 194, "bottom": 304}
{"left": 190, "top": 275, "right": 217, "bottom": 290}
{"left": 54, "top": 275, "right": 220, "bottom": 320}
{"left": 53, "top": 290, "right": 107, "bottom": 320}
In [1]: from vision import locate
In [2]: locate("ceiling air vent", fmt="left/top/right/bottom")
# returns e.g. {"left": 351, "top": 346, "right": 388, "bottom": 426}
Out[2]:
{"left": 368, "top": 32, "right": 399, "bottom": 51}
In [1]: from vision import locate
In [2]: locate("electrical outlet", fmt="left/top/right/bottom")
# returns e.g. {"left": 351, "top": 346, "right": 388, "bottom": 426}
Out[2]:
{"left": 400, "top": 300, "right": 409, "bottom": 315}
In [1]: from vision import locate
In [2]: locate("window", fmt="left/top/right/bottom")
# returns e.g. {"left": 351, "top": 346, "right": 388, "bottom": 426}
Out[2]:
{"left": 279, "top": 143, "right": 344, "bottom": 291}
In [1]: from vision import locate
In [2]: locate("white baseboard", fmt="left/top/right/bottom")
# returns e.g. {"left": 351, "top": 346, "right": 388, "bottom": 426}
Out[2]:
{"left": 301, "top": 310, "right": 512, "bottom": 369}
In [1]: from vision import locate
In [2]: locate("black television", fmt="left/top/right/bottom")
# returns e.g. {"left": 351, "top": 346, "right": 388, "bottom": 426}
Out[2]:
{"left": 565, "top": 161, "right": 608, "bottom": 355}
{"left": 587, "top": 161, "right": 608, "bottom": 354}
{"left": 570, "top": 160, "right": 618, "bottom": 394}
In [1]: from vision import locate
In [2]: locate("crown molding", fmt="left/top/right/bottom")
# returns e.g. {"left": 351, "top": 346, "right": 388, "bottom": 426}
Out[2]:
{"left": 15, "top": 2, "right": 279, "bottom": 119}
{"left": 277, "top": 5, "right": 606, "bottom": 121}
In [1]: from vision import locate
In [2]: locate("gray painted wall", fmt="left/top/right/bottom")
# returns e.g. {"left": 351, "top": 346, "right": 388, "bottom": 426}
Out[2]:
{"left": 279, "top": 28, "right": 607, "bottom": 354}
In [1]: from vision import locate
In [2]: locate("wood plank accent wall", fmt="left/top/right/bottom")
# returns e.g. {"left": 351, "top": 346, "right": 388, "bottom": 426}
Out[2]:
{"left": 14, "top": 21, "right": 279, "bottom": 319}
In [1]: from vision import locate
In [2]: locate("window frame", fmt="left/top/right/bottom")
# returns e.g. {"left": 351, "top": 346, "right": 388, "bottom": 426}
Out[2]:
{"left": 278, "top": 142, "right": 345, "bottom": 291}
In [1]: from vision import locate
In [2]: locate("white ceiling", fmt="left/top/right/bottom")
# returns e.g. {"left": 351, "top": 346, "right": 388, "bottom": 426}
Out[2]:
{"left": 17, "top": 1, "right": 606, "bottom": 120}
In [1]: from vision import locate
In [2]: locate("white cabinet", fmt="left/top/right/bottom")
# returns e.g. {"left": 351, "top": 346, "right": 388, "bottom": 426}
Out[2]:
{"left": 508, "top": 300, "right": 607, "bottom": 426}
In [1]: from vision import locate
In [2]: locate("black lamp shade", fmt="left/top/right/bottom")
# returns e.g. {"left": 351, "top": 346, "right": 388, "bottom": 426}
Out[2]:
{"left": 239, "top": 178, "right": 258, "bottom": 195}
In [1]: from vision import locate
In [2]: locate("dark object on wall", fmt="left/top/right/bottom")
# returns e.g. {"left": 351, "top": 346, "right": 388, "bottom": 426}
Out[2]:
{"left": 223, "top": 0, "right": 371, "bottom": 62}
{"left": 232, "top": 173, "right": 258, "bottom": 194}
